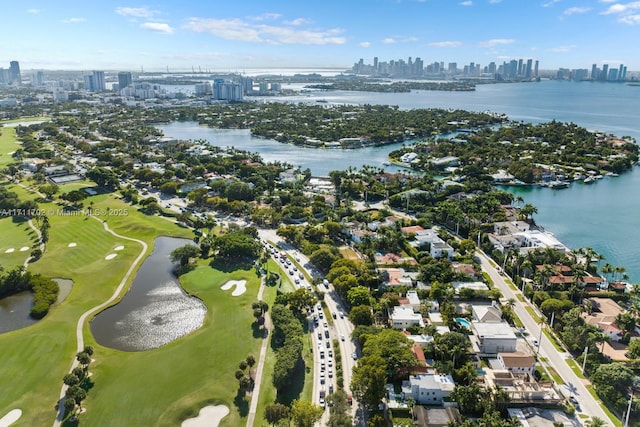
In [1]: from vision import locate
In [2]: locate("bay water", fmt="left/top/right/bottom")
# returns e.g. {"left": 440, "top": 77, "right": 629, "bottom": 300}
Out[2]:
{"left": 158, "top": 80, "right": 640, "bottom": 281}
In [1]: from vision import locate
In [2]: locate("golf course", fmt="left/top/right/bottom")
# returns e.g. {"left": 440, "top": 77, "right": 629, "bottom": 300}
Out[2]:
{"left": 0, "top": 122, "right": 271, "bottom": 426}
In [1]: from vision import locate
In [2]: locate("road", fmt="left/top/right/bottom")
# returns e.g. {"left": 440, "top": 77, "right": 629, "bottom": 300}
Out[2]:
{"left": 258, "top": 229, "right": 360, "bottom": 426}
{"left": 476, "top": 250, "right": 615, "bottom": 424}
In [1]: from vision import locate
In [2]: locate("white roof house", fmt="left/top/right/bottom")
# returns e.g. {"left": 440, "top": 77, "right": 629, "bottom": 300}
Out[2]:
{"left": 470, "top": 321, "right": 517, "bottom": 355}
{"left": 389, "top": 306, "right": 425, "bottom": 330}
{"left": 401, "top": 372, "right": 455, "bottom": 405}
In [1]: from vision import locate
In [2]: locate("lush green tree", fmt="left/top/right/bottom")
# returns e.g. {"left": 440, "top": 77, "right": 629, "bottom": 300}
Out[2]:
{"left": 287, "top": 288, "right": 316, "bottom": 313}
{"left": 170, "top": 244, "right": 201, "bottom": 267}
{"left": 347, "top": 286, "right": 371, "bottom": 307}
{"left": 213, "top": 231, "right": 260, "bottom": 260}
{"left": 349, "top": 305, "right": 374, "bottom": 326}
{"left": 290, "top": 400, "right": 324, "bottom": 427}
{"left": 39, "top": 183, "right": 59, "bottom": 199}
{"left": 264, "top": 403, "right": 290, "bottom": 426}
{"left": 433, "top": 332, "right": 471, "bottom": 368}
{"left": 591, "top": 363, "right": 634, "bottom": 413}
{"left": 626, "top": 339, "right": 640, "bottom": 359}
{"left": 450, "top": 383, "right": 487, "bottom": 415}
{"left": 309, "top": 248, "right": 338, "bottom": 273}
{"left": 351, "top": 354, "right": 387, "bottom": 408}
{"left": 327, "top": 389, "right": 353, "bottom": 427}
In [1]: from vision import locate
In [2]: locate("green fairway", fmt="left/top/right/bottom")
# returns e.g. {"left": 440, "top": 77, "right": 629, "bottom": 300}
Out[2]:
{"left": 0, "top": 216, "right": 38, "bottom": 269}
{"left": 80, "top": 264, "right": 263, "bottom": 426}
{"left": 0, "top": 126, "right": 21, "bottom": 167}
{"left": 0, "top": 190, "right": 193, "bottom": 426}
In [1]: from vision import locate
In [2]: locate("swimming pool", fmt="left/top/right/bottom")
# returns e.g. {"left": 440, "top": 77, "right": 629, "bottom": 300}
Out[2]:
{"left": 455, "top": 317, "right": 471, "bottom": 328}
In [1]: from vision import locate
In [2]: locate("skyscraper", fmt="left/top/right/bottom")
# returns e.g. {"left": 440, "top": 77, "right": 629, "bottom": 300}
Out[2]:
{"left": 601, "top": 64, "right": 609, "bottom": 81}
{"left": 9, "top": 61, "right": 21, "bottom": 85}
{"left": 118, "top": 72, "right": 132, "bottom": 90}
{"left": 92, "top": 71, "right": 106, "bottom": 91}
{"left": 591, "top": 64, "right": 599, "bottom": 80}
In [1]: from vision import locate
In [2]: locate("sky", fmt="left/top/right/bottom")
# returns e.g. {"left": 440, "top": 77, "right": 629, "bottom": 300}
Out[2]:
{"left": 2, "top": 0, "right": 640, "bottom": 72}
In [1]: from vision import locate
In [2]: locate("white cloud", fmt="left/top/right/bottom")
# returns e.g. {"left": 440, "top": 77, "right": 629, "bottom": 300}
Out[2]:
{"left": 601, "top": 1, "right": 640, "bottom": 14}
{"left": 140, "top": 22, "right": 174, "bottom": 34}
{"left": 562, "top": 6, "right": 591, "bottom": 15}
{"left": 115, "top": 7, "right": 158, "bottom": 18}
{"left": 183, "top": 18, "right": 346, "bottom": 45}
{"left": 429, "top": 40, "right": 463, "bottom": 47}
{"left": 543, "top": 0, "right": 561, "bottom": 7}
{"left": 547, "top": 44, "right": 577, "bottom": 52}
{"left": 360, "top": 41, "right": 371, "bottom": 48}
{"left": 382, "top": 37, "right": 397, "bottom": 44}
{"left": 489, "top": 0, "right": 502, "bottom": 3}
{"left": 478, "top": 38, "right": 515, "bottom": 47}
{"left": 248, "top": 13, "right": 282, "bottom": 21}
{"left": 619, "top": 13, "right": 640, "bottom": 22}
{"left": 460, "top": 1, "right": 473, "bottom": 5}
{"left": 284, "top": 18, "right": 311, "bottom": 26}
{"left": 27, "top": 8, "right": 42, "bottom": 14}
{"left": 61, "top": 17, "right": 86, "bottom": 24}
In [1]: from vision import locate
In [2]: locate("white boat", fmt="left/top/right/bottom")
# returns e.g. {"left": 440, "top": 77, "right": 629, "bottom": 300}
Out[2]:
{"left": 583, "top": 176, "right": 595, "bottom": 184}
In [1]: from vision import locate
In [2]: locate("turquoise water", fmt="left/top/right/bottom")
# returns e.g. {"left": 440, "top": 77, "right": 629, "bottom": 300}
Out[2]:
{"left": 455, "top": 317, "right": 472, "bottom": 328}
{"left": 159, "top": 79, "right": 640, "bottom": 282}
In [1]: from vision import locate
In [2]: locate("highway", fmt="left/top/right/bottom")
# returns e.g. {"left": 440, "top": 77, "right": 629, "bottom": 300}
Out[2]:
{"left": 476, "top": 250, "right": 616, "bottom": 424}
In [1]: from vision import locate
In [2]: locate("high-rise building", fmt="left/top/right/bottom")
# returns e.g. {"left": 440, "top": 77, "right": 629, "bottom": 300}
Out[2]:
{"left": 92, "top": 71, "right": 106, "bottom": 91}
{"left": 534, "top": 60, "right": 539, "bottom": 78}
{"left": 517, "top": 59, "right": 523, "bottom": 77}
{"left": 525, "top": 59, "right": 533, "bottom": 79}
{"left": 84, "top": 74, "right": 94, "bottom": 91}
{"left": 32, "top": 71, "right": 45, "bottom": 86}
{"left": 601, "top": 64, "right": 609, "bottom": 81}
{"left": 118, "top": 72, "right": 133, "bottom": 90}
{"left": 591, "top": 64, "right": 599, "bottom": 80}
{"left": 9, "top": 61, "right": 21, "bottom": 85}
{"left": 618, "top": 64, "right": 624, "bottom": 81}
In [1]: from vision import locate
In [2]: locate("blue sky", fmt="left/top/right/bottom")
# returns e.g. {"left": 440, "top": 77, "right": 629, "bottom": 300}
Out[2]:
{"left": 2, "top": 0, "right": 640, "bottom": 72}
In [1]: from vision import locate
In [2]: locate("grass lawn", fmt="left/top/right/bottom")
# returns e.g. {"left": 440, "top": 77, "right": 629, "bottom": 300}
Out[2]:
{"left": 542, "top": 329, "right": 564, "bottom": 352}
{"left": 0, "top": 216, "right": 38, "bottom": 269}
{"left": 338, "top": 246, "right": 360, "bottom": 260}
{"left": 586, "top": 385, "right": 623, "bottom": 427}
{"left": 0, "top": 126, "right": 21, "bottom": 167}
{"left": 78, "top": 264, "right": 263, "bottom": 426}
{"left": 0, "top": 188, "right": 193, "bottom": 426}
{"left": 525, "top": 306, "right": 541, "bottom": 323}
{"left": 565, "top": 358, "right": 586, "bottom": 379}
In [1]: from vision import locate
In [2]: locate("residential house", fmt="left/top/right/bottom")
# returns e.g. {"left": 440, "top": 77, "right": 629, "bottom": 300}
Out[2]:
{"left": 401, "top": 372, "right": 455, "bottom": 404}
{"left": 389, "top": 306, "right": 425, "bottom": 329}
{"left": 496, "top": 352, "right": 536, "bottom": 375}
{"left": 470, "top": 321, "right": 517, "bottom": 355}
{"left": 431, "top": 241, "right": 454, "bottom": 259}
{"left": 472, "top": 303, "right": 503, "bottom": 323}
{"left": 380, "top": 268, "right": 417, "bottom": 288}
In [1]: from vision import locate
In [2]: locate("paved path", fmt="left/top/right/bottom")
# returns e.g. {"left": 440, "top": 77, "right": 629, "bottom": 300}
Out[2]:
{"left": 23, "top": 219, "right": 44, "bottom": 270}
{"left": 476, "top": 250, "right": 615, "bottom": 425}
{"left": 53, "top": 217, "right": 148, "bottom": 426}
{"left": 245, "top": 276, "right": 272, "bottom": 427}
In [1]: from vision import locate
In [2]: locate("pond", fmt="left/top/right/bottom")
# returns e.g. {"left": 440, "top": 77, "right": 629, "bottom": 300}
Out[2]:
{"left": 90, "top": 236, "right": 207, "bottom": 351}
{"left": 0, "top": 277, "right": 74, "bottom": 334}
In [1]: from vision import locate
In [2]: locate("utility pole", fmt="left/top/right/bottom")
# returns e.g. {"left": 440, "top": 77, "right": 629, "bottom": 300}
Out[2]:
{"left": 581, "top": 346, "right": 589, "bottom": 373}
{"left": 624, "top": 390, "right": 633, "bottom": 427}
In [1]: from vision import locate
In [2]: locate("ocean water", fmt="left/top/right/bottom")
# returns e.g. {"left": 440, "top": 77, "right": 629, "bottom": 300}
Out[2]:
{"left": 160, "top": 79, "right": 640, "bottom": 281}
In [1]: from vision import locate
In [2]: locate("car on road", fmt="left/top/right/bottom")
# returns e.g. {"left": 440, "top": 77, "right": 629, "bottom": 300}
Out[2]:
{"left": 352, "top": 352, "right": 358, "bottom": 360}
{"left": 340, "top": 334, "right": 345, "bottom": 341}
{"left": 569, "top": 396, "right": 580, "bottom": 409}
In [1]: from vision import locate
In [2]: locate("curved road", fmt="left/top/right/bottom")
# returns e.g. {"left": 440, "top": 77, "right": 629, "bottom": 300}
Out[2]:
{"left": 53, "top": 217, "right": 148, "bottom": 426}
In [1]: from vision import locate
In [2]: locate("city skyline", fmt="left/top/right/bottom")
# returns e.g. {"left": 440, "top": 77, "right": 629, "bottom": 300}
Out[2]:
{"left": 2, "top": 0, "right": 640, "bottom": 71}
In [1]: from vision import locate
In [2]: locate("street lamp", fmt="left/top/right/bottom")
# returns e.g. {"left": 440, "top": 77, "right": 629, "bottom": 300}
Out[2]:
{"left": 624, "top": 389, "right": 633, "bottom": 427}
{"left": 581, "top": 346, "right": 589, "bottom": 374}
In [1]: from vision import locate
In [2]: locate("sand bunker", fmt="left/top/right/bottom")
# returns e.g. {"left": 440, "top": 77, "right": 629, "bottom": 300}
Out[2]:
{"left": 105, "top": 254, "right": 117, "bottom": 260}
{"left": 68, "top": 243, "right": 77, "bottom": 247}
{"left": 0, "top": 409, "right": 22, "bottom": 427}
{"left": 19, "top": 247, "right": 29, "bottom": 252}
{"left": 114, "top": 245, "right": 125, "bottom": 251}
{"left": 221, "top": 280, "right": 247, "bottom": 296}
{"left": 181, "top": 405, "right": 229, "bottom": 427}
{"left": 4, "top": 248, "right": 14, "bottom": 253}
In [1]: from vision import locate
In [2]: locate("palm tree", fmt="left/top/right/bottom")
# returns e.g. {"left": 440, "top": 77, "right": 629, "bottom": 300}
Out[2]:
{"left": 584, "top": 416, "right": 608, "bottom": 427}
